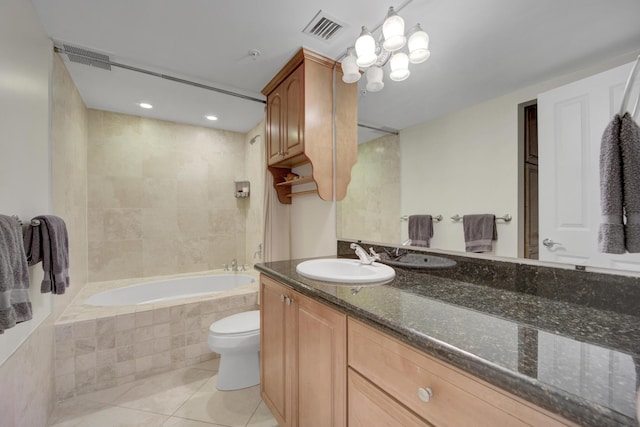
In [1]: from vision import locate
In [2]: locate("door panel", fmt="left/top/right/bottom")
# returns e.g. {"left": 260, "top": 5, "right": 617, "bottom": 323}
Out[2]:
{"left": 538, "top": 61, "right": 640, "bottom": 270}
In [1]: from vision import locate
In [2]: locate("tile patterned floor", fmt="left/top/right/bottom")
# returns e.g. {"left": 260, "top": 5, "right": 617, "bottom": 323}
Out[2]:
{"left": 48, "top": 359, "right": 280, "bottom": 427}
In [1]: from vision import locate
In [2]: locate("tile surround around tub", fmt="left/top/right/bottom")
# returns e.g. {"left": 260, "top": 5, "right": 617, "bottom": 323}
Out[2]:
{"left": 55, "top": 284, "right": 259, "bottom": 401}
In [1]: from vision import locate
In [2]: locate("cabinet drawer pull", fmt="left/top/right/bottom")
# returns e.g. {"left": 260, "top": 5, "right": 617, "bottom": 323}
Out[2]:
{"left": 417, "top": 387, "right": 433, "bottom": 403}
{"left": 280, "top": 294, "right": 285, "bottom": 302}
{"left": 286, "top": 296, "right": 294, "bottom": 305}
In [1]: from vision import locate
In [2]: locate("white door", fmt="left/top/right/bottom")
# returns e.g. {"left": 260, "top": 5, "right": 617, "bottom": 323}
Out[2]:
{"left": 538, "top": 61, "right": 640, "bottom": 271}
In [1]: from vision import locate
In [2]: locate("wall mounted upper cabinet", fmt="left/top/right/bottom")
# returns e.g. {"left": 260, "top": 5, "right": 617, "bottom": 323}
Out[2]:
{"left": 262, "top": 48, "right": 357, "bottom": 204}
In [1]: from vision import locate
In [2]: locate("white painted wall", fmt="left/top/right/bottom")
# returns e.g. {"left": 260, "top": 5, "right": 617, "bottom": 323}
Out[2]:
{"left": 0, "top": 0, "right": 52, "bottom": 365}
{"left": 291, "top": 163, "right": 336, "bottom": 259}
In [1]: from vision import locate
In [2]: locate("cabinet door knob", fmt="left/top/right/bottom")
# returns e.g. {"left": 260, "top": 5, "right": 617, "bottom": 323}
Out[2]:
{"left": 286, "top": 296, "right": 293, "bottom": 305}
{"left": 417, "top": 387, "right": 434, "bottom": 403}
{"left": 280, "top": 294, "right": 285, "bottom": 302}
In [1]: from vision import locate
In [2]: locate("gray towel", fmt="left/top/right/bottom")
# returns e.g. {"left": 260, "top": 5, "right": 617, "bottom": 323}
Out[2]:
{"left": 463, "top": 214, "right": 497, "bottom": 253}
{"left": 408, "top": 215, "right": 433, "bottom": 247}
{"left": 23, "top": 215, "right": 69, "bottom": 294}
{"left": 598, "top": 114, "right": 625, "bottom": 253}
{"left": 0, "top": 215, "right": 32, "bottom": 334}
{"left": 621, "top": 113, "right": 640, "bottom": 252}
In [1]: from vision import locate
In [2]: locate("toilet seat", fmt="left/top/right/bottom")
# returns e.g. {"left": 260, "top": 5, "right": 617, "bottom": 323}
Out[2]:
{"left": 209, "top": 310, "right": 260, "bottom": 336}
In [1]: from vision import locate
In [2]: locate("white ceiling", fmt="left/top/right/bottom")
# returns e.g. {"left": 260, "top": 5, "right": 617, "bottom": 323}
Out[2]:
{"left": 31, "top": 0, "right": 640, "bottom": 141}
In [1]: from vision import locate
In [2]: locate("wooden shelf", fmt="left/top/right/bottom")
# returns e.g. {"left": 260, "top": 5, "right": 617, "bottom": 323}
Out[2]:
{"left": 276, "top": 176, "right": 314, "bottom": 187}
{"left": 286, "top": 190, "right": 318, "bottom": 198}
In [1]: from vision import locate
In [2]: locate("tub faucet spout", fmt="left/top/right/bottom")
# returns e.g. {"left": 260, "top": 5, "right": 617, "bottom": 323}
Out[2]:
{"left": 231, "top": 259, "right": 238, "bottom": 272}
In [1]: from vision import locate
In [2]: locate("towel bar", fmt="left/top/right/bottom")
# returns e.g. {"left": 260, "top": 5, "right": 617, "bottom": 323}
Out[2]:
{"left": 451, "top": 214, "right": 512, "bottom": 223}
{"left": 401, "top": 215, "right": 443, "bottom": 222}
{"left": 11, "top": 215, "right": 41, "bottom": 226}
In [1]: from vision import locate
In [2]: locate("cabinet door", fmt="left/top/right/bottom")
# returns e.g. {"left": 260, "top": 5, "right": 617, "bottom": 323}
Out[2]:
{"left": 266, "top": 89, "right": 284, "bottom": 165}
{"left": 296, "top": 293, "right": 346, "bottom": 427}
{"left": 283, "top": 65, "right": 304, "bottom": 160}
{"left": 260, "top": 276, "right": 293, "bottom": 426}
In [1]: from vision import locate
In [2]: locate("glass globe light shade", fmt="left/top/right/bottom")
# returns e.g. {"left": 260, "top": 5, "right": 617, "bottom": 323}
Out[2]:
{"left": 407, "top": 24, "right": 431, "bottom": 64}
{"left": 389, "top": 52, "right": 410, "bottom": 82}
{"left": 365, "top": 66, "right": 384, "bottom": 92}
{"left": 382, "top": 7, "right": 406, "bottom": 52}
{"left": 341, "top": 50, "right": 361, "bottom": 84}
{"left": 355, "top": 26, "right": 377, "bottom": 68}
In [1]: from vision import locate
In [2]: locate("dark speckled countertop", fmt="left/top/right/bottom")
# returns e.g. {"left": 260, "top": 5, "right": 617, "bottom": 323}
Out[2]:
{"left": 255, "top": 257, "right": 640, "bottom": 427}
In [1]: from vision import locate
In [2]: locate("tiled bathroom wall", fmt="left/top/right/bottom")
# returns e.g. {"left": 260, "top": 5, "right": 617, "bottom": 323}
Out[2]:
{"left": 87, "top": 111, "right": 251, "bottom": 281}
{"left": 337, "top": 133, "right": 401, "bottom": 243}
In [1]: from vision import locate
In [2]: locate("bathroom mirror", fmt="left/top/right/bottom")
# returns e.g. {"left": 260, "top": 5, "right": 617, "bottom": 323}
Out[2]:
{"left": 337, "top": 2, "right": 640, "bottom": 273}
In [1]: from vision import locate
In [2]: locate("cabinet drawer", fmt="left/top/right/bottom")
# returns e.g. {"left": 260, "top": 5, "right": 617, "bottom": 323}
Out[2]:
{"left": 348, "top": 319, "right": 571, "bottom": 427}
{"left": 349, "top": 368, "right": 430, "bottom": 427}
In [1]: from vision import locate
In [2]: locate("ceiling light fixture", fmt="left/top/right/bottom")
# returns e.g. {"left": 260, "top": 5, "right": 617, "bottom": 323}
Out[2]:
{"left": 138, "top": 102, "right": 153, "bottom": 109}
{"left": 341, "top": 6, "right": 430, "bottom": 93}
{"left": 205, "top": 115, "right": 218, "bottom": 121}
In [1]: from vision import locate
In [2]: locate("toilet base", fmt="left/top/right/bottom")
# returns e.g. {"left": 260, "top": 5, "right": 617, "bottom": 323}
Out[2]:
{"left": 216, "top": 351, "right": 260, "bottom": 391}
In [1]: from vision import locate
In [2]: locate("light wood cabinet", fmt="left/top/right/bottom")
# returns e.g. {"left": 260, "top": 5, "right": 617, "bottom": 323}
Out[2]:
{"left": 266, "top": 64, "right": 304, "bottom": 165}
{"left": 261, "top": 48, "right": 357, "bottom": 204}
{"left": 348, "top": 318, "right": 576, "bottom": 427}
{"left": 260, "top": 274, "right": 347, "bottom": 427}
{"left": 349, "top": 368, "right": 431, "bottom": 427}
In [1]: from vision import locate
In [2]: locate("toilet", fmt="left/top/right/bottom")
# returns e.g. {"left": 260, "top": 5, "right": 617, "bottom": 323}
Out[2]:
{"left": 207, "top": 310, "right": 261, "bottom": 391}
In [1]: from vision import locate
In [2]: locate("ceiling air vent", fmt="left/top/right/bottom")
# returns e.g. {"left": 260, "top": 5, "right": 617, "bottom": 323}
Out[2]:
{"left": 62, "top": 44, "right": 111, "bottom": 71}
{"left": 302, "top": 10, "right": 346, "bottom": 42}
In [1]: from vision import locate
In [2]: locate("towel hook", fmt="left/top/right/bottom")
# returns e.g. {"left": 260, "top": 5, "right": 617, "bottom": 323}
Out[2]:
{"left": 619, "top": 55, "right": 640, "bottom": 116}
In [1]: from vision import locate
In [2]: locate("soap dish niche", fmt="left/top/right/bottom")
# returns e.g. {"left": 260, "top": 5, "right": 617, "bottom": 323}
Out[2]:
{"left": 235, "top": 181, "right": 250, "bottom": 198}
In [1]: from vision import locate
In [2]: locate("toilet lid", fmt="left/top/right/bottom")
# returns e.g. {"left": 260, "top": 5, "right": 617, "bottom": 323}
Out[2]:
{"left": 209, "top": 310, "right": 260, "bottom": 335}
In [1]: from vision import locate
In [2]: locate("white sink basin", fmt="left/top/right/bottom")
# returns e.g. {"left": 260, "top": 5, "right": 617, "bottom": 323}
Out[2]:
{"left": 296, "top": 259, "right": 395, "bottom": 284}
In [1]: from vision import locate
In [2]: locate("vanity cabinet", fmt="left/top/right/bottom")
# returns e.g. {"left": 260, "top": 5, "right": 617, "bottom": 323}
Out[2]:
{"left": 261, "top": 48, "right": 357, "bottom": 203}
{"left": 260, "top": 274, "right": 347, "bottom": 427}
{"left": 348, "top": 318, "right": 574, "bottom": 427}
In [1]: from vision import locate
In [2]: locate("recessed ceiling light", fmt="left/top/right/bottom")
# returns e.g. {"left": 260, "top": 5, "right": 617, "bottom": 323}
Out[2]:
{"left": 138, "top": 102, "right": 153, "bottom": 109}
{"left": 206, "top": 115, "right": 218, "bottom": 121}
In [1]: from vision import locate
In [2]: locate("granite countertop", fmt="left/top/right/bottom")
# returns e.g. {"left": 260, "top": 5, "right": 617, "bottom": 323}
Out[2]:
{"left": 255, "top": 258, "right": 640, "bottom": 427}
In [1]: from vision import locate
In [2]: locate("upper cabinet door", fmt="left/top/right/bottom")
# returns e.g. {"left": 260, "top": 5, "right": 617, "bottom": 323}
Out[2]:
{"left": 283, "top": 65, "right": 304, "bottom": 161}
{"left": 266, "top": 90, "right": 283, "bottom": 165}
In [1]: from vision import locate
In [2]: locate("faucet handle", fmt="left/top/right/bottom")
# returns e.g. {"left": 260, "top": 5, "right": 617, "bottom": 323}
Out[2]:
{"left": 222, "top": 263, "right": 229, "bottom": 271}
{"left": 368, "top": 247, "right": 381, "bottom": 261}
{"left": 241, "top": 264, "right": 248, "bottom": 271}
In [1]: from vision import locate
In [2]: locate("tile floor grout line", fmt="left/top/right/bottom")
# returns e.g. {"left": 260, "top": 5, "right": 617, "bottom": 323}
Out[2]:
{"left": 244, "top": 400, "right": 264, "bottom": 427}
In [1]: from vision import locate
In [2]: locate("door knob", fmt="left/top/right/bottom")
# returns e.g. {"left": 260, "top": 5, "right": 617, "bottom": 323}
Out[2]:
{"left": 543, "top": 238, "right": 560, "bottom": 248}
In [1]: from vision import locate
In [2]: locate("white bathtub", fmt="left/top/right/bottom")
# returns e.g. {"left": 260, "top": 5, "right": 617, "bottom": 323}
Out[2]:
{"left": 84, "top": 274, "right": 256, "bottom": 306}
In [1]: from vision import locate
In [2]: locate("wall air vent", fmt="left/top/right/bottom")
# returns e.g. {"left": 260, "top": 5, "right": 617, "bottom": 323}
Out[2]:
{"left": 302, "top": 10, "right": 346, "bottom": 42}
{"left": 62, "top": 44, "right": 111, "bottom": 71}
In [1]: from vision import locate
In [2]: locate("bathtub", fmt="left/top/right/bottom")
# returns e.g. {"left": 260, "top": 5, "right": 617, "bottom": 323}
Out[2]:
{"left": 84, "top": 274, "right": 256, "bottom": 306}
{"left": 54, "top": 270, "right": 259, "bottom": 401}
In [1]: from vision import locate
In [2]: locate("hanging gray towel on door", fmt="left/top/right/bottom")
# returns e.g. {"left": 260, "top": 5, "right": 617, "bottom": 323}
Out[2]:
{"left": 598, "top": 114, "right": 626, "bottom": 253}
{"left": 620, "top": 112, "right": 640, "bottom": 252}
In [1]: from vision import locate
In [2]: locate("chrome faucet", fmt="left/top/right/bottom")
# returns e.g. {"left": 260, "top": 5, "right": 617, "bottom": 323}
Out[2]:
{"left": 394, "top": 239, "right": 413, "bottom": 257}
{"left": 231, "top": 259, "right": 238, "bottom": 272}
{"left": 350, "top": 243, "right": 380, "bottom": 265}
